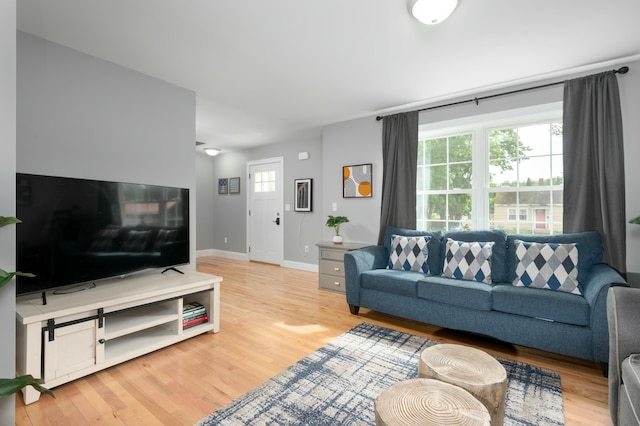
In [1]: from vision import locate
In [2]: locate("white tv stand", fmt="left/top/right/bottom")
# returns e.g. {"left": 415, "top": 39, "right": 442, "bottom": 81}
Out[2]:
{"left": 15, "top": 269, "right": 221, "bottom": 404}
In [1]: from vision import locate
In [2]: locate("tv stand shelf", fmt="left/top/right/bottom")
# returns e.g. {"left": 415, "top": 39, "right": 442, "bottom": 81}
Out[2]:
{"left": 15, "top": 269, "right": 221, "bottom": 405}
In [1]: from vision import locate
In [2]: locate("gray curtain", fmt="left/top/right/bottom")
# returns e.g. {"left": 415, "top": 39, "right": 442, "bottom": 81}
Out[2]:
{"left": 377, "top": 111, "right": 419, "bottom": 245}
{"left": 563, "top": 71, "right": 626, "bottom": 274}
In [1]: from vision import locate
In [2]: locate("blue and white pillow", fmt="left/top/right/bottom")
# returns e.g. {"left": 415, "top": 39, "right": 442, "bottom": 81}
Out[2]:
{"left": 388, "top": 235, "right": 430, "bottom": 273}
{"left": 513, "top": 240, "right": 581, "bottom": 295}
{"left": 442, "top": 239, "right": 494, "bottom": 284}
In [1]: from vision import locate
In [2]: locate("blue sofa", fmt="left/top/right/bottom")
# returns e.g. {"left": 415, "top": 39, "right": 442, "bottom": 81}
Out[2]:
{"left": 344, "top": 226, "right": 628, "bottom": 363}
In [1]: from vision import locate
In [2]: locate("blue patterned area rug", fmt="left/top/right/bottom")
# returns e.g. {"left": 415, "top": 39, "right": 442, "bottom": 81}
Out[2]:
{"left": 196, "top": 322, "right": 564, "bottom": 425}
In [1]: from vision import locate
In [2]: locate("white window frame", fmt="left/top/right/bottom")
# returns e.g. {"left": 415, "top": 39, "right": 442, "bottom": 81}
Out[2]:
{"left": 417, "top": 102, "right": 563, "bottom": 231}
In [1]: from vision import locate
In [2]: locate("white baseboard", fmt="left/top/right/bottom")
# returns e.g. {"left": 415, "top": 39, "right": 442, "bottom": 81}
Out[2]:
{"left": 196, "top": 250, "right": 318, "bottom": 272}
{"left": 282, "top": 260, "right": 319, "bottom": 273}
{"left": 196, "top": 249, "right": 249, "bottom": 261}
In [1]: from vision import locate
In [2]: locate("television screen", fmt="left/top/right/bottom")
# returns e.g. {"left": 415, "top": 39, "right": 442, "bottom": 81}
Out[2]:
{"left": 16, "top": 173, "right": 190, "bottom": 296}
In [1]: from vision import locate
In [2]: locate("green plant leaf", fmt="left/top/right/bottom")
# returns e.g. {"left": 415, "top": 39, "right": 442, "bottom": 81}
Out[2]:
{"left": 0, "top": 269, "right": 35, "bottom": 289}
{"left": 630, "top": 216, "right": 640, "bottom": 225}
{"left": 0, "top": 375, "right": 55, "bottom": 398}
{"left": 0, "top": 216, "right": 21, "bottom": 228}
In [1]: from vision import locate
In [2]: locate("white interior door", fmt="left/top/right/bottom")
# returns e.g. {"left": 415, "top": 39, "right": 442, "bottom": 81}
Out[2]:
{"left": 248, "top": 158, "right": 283, "bottom": 265}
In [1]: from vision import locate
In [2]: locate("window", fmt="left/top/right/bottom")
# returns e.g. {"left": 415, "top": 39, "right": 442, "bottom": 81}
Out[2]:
{"left": 417, "top": 134, "right": 473, "bottom": 231}
{"left": 253, "top": 171, "right": 276, "bottom": 193}
{"left": 507, "top": 208, "right": 527, "bottom": 221}
{"left": 417, "top": 106, "right": 563, "bottom": 234}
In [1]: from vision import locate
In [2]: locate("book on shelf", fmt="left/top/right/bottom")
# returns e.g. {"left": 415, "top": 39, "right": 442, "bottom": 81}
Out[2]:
{"left": 183, "top": 312, "right": 207, "bottom": 322}
{"left": 183, "top": 302, "right": 205, "bottom": 313}
{"left": 183, "top": 301, "right": 208, "bottom": 329}
{"left": 183, "top": 308, "right": 206, "bottom": 319}
{"left": 183, "top": 315, "right": 209, "bottom": 329}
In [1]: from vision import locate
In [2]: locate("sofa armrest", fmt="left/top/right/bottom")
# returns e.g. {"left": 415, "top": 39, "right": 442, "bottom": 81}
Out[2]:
{"left": 344, "top": 246, "right": 388, "bottom": 307}
{"left": 607, "top": 286, "right": 640, "bottom": 424}
{"left": 581, "top": 263, "right": 628, "bottom": 362}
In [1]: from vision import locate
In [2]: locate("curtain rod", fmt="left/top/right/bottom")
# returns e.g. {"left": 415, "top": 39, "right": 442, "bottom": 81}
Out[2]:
{"left": 375, "top": 66, "right": 629, "bottom": 121}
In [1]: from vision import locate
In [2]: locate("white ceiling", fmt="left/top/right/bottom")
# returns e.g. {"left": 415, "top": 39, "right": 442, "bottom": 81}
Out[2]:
{"left": 17, "top": 0, "right": 640, "bottom": 152}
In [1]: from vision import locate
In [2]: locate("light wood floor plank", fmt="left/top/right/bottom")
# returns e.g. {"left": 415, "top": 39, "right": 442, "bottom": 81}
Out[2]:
{"left": 15, "top": 256, "right": 611, "bottom": 426}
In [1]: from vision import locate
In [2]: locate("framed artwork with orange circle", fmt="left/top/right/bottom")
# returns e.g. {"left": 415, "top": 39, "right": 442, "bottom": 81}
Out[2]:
{"left": 343, "top": 163, "right": 372, "bottom": 198}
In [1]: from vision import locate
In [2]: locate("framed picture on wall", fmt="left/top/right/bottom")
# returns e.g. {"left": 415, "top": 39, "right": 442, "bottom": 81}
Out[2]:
{"left": 229, "top": 177, "right": 241, "bottom": 194}
{"left": 343, "top": 163, "right": 372, "bottom": 198}
{"left": 218, "top": 178, "right": 228, "bottom": 195}
{"left": 294, "top": 178, "right": 312, "bottom": 212}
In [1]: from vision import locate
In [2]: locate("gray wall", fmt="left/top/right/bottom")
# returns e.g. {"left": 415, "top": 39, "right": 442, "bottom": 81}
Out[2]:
{"left": 200, "top": 136, "right": 323, "bottom": 265}
{"left": 196, "top": 152, "right": 215, "bottom": 250}
{"left": 16, "top": 31, "right": 197, "bottom": 266}
{"left": 321, "top": 117, "right": 382, "bottom": 245}
{"left": 0, "top": 1, "right": 16, "bottom": 423}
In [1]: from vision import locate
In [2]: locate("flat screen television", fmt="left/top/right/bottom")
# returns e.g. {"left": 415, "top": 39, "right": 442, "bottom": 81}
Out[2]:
{"left": 16, "top": 173, "right": 190, "bottom": 297}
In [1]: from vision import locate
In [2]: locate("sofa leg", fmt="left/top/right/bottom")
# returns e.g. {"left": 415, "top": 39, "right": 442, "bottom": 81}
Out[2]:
{"left": 601, "top": 362, "right": 608, "bottom": 378}
{"left": 349, "top": 304, "right": 360, "bottom": 315}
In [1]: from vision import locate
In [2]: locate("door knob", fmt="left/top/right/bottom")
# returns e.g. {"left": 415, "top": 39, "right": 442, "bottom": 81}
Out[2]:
{"left": 273, "top": 217, "right": 280, "bottom": 225}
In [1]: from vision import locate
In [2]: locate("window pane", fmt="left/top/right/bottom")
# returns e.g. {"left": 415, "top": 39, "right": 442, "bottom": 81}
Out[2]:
{"left": 425, "top": 165, "right": 447, "bottom": 190}
{"left": 427, "top": 194, "right": 446, "bottom": 221}
{"left": 551, "top": 122, "right": 563, "bottom": 154}
{"left": 551, "top": 155, "right": 563, "bottom": 184}
{"left": 518, "top": 124, "right": 551, "bottom": 156}
{"left": 489, "top": 128, "right": 526, "bottom": 160}
{"left": 448, "top": 194, "right": 472, "bottom": 221}
{"left": 449, "top": 163, "right": 472, "bottom": 189}
{"left": 519, "top": 156, "right": 552, "bottom": 186}
{"left": 449, "top": 134, "right": 472, "bottom": 162}
{"left": 490, "top": 159, "right": 518, "bottom": 187}
{"left": 424, "top": 138, "right": 447, "bottom": 164}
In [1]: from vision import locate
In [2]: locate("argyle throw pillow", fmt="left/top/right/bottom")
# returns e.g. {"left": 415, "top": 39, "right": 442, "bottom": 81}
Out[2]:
{"left": 388, "top": 235, "right": 430, "bottom": 273}
{"left": 442, "top": 239, "right": 494, "bottom": 284}
{"left": 513, "top": 240, "right": 581, "bottom": 295}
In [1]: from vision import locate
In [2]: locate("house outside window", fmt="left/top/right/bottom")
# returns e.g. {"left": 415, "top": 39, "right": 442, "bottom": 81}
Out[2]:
{"left": 417, "top": 106, "right": 563, "bottom": 234}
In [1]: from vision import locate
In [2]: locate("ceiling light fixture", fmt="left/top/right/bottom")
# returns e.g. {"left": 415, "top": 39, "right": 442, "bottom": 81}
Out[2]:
{"left": 204, "top": 148, "right": 220, "bottom": 156}
{"left": 410, "top": 0, "right": 459, "bottom": 25}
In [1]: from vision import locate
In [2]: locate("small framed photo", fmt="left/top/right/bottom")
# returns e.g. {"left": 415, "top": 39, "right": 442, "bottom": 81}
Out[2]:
{"left": 294, "top": 178, "right": 312, "bottom": 212}
{"left": 229, "top": 177, "right": 241, "bottom": 194}
{"left": 218, "top": 178, "right": 228, "bottom": 195}
{"left": 343, "top": 163, "right": 372, "bottom": 198}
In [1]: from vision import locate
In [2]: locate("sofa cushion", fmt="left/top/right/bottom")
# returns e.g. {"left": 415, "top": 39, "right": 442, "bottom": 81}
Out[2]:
{"left": 492, "top": 283, "right": 590, "bottom": 325}
{"left": 443, "top": 229, "right": 508, "bottom": 282}
{"left": 442, "top": 239, "right": 494, "bottom": 284}
{"left": 513, "top": 240, "right": 582, "bottom": 295}
{"left": 506, "top": 231, "right": 602, "bottom": 284}
{"left": 417, "top": 275, "right": 493, "bottom": 311}
{"left": 384, "top": 226, "right": 443, "bottom": 275}
{"left": 388, "top": 235, "right": 430, "bottom": 273}
{"left": 360, "top": 269, "right": 423, "bottom": 298}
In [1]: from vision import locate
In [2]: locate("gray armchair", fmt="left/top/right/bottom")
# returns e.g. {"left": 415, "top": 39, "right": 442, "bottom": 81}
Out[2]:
{"left": 607, "top": 286, "right": 640, "bottom": 426}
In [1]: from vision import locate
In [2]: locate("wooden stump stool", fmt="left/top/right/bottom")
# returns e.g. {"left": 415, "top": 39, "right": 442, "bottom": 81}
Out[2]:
{"left": 375, "top": 378, "right": 490, "bottom": 426}
{"left": 418, "top": 344, "right": 507, "bottom": 426}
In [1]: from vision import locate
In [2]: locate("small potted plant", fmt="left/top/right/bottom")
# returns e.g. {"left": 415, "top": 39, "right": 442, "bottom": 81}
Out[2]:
{"left": 326, "top": 215, "right": 349, "bottom": 244}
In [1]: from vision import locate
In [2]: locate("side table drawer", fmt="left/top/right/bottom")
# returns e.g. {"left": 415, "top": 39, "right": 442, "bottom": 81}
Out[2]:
{"left": 319, "top": 259, "right": 345, "bottom": 277}
{"left": 319, "top": 274, "right": 345, "bottom": 293}
{"left": 319, "top": 248, "right": 345, "bottom": 261}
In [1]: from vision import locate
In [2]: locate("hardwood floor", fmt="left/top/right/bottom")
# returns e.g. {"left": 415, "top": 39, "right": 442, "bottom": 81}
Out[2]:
{"left": 15, "top": 256, "right": 611, "bottom": 425}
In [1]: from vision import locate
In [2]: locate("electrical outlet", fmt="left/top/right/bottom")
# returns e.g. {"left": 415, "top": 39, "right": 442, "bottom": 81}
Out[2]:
{"left": 224, "top": 237, "right": 228, "bottom": 244}
{"left": 332, "top": 202, "right": 337, "bottom": 211}
{"left": 304, "top": 245, "right": 309, "bottom": 253}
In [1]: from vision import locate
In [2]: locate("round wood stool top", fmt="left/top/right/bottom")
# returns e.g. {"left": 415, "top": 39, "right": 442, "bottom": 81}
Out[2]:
{"left": 418, "top": 344, "right": 507, "bottom": 426}
{"left": 374, "top": 378, "right": 490, "bottom": 426}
